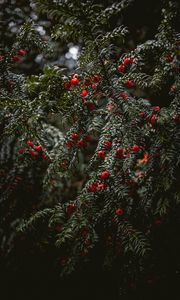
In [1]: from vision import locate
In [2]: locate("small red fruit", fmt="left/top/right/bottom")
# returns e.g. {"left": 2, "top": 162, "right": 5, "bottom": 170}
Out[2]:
{"left": 152, "top": 106, "right": 160, "bottom": 112}
{"left": 123, "top": 57, "right": 132, "bottom": 65}
{"left": 81, "top": 90, "right": 88, "bottom": 97}
{"left": 66, "top": 140, "right": 74, "bottom": 149}
{"left": 117, "top": 64, "right": 125, "bottom": 73}
{"left": 131, "top": 145, "right": 140, "bottom": 152}
{"left": 29, "top": 150, "right": 38, "bottom": 157}
{"left": 64, "top": 82, "right": 71, "bottom": 89}
{"left": 150, "top": 114, "right": 157, "bottom": 125}
{"left": 12, "top": 56, "right": 20, "bottom": 62}
{"left": 116, "top": 148, "right": 124, "bottom": 159}
{"left": 98, "top": 150, "right": 105, "bottom": 160}
{"left": 26, "top": 140, "right": 34, "bottom": 147}
{"left": 103, "top": 141, "right": 112, "bottom": 149}
{"left": 77, "top": 139, "right": 87, "bottom": 148}
{"left": 97, "top": 183, "right": 107, "bottom": 190}
{"left": 99, "top": 171, "right": 110, "bottom": 180}
{"left": 67, "top": 203, "right": 76, "bottom": 216}
{"left": 115, "top": 208, "right": 124, "bottom": 216}
{"left": 116, "top": 148, "right": 122, "bottom": 155}
{"left": 71, "top": 78, "right": 79, "bottom": 85}
{"left": 18, "top": 49, "right": 26, "bottom": 56}
{"left": 125, "top": 80, "right": 134, "bottom": 89}
{"left": 70, "top": 133, "right": 79, "bottom": 140}
{"left": 91, "top": 84, "right": 97, "bottom": 89}
{"left": 88, "top": 183, "right": 98, "bottom": 193}
{"left": 119, "top": 92, "right": 128, "bottom": 100}
{"left": 174, "top": 115, "right": 180, "bottom": 123}
{"left": 93, "top": 74, "right": 100, "bottom": 83}
{"left": 139, "top": 112, "right": 145, "bottom": 118}
{"left": 42, "top": 154, "right": 48, "bottom": 160}
{"left": 18, "top": 149, "right": 24, "bottom": 154}
{"left": 165, "top": 55, "right": 173, "bottom": 62}
{"left": 34, "top": 145, "right": 43, "bottom": 152}
{"left": 55, "top": 224, "right": 62, "bottom": 232}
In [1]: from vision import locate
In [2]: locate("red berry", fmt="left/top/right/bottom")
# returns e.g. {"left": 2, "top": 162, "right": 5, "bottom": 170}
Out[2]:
{"left": 34, "top": 145, "right": 43, "bottom": 152}
{"left": 117, "top": 64, "right": 125, "bottom": 73}
{"left": 71, "top": 78, "right": 79, "bottom": 85}
{"left": 66, "top": 140, "right": 74, "bottom": 149}
{"left": 116, "top": 148, "right": 122, "bottom": 155}
{"left": 123, "top": 57, "right": 132, "bottom": 65}
{"left": 131, "top": 145, "right": 140, "bottom": 152}
{"left": 97, "top": 183, "right": 107, "bottom": 190}
{"left": 107, "top": 103, "right": 114, "bottom": 112}
{"left": 26, "top": 140, "right": 34, "bottom": 147}
{"left": 55, "top": 224, "right": 61, "bottom": 232}
{"left": 139, "top": 112, "right": 145, "bottom": 118}
{"left": 150, "top": 114, "right": 157, "bottom": 125}
{"left": 99, "top": 171, "right": 110, "bottom": 180}
{"left": 29, "top": 150, "right": 38, "bottom": 157}
{"left": 0, "top": 55, "right": 4, "bottom": 61}
{"left": 103, "top": 141, "right": 112, "bottom": 149}
{"left": 98, "top": 150, "right": 105, "bottom": 160}
{"left": 18, "top": 49, "right": 26, "bottom": 56}
{"left": 115, "top": 208, "right": 124, "bottom": 216}
{"left": 12, "top": 56, "right": 20, "bottom": 62}
{"left": 64, "top": 82, "right": 71, "bottom": 89}
{"left": 18, "top": 149, "right": 24, "bottom": 154}
{"left": 116, "top": 148, "right": 125, "bottom": 159}
{"left": 70, "top": 133, "right": 79, "bottom": 140}
{"left": 119, "top": 92, "right": 128, "bottom": 100}
{"left": 67, "top": 203, "right": 76, "bottom": 216}
{"left": 81, "top": 90, "right": 88, "bottom": 97}
{"left": 152, "top": 106, "right": 160, "bottom": 112}
{"left": 93, "top": 74, "right": 100, "bottom": 83}
{"left": 165, "top": 55, "right": 173, "bottom": 62}
{"left": 125, "top": 80, "right": 134, "bottom": 89}
{"left": 42, "top": 154, "right": 48, "bottom": 160}
{"left": 123, "top": 148, "right": 131, "bottom": 155}
{"left": 91, "top": 83, "right": 97, "bottom": 89}
{"left": 77, "top": 139, "right": 87, "bottom": 148}
{"left": 174, "top": 115, "right": 180, "bottom": 123}
{"left": 88, "top": 183, "right": 98, "bottom": 193}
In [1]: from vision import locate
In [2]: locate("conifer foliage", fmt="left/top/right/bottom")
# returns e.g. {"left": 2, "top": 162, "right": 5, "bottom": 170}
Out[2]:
{"left": 0, "top": 0, "right": 180, "bottom": 297}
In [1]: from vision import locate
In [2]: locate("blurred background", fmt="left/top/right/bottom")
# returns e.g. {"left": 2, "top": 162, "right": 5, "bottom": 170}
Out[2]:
{"left": 1, "top": 0, "right": 179, "bottom": 75}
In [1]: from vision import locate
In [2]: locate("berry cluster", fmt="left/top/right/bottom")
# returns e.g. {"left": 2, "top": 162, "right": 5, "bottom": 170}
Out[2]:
{"left": 18, "top": 140, "right": 47, "bottom": 160}
{"left": 64, "top": 73, "right": 102, "bottom": 111}
{"left": 117, "top": 56, "right": 135, "bottom": 89}
{"left": 66, "top": 132, "right": 92, "bottom": 150}
{"left": 12, "top": 49, "right": 26, "bottom": 62}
